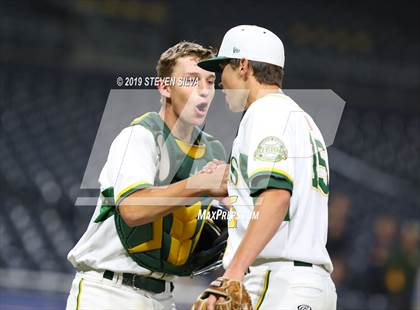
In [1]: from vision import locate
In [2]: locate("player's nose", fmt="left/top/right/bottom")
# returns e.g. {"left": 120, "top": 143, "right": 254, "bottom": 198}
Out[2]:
{"left": 197, "top": 83, "right": 211, "bottom": 97}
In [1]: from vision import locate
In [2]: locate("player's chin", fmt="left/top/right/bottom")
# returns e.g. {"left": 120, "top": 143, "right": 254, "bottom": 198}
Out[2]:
{"left": 192, "top": 116, "right": 206, "bottom": 126}
{"left": 190, "top": 111, "right": 208, "bottom": 125}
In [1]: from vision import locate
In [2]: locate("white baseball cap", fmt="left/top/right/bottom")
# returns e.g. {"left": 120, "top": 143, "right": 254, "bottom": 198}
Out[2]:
{"left": 198, "top": 25, "right": 285, "bottom": 72}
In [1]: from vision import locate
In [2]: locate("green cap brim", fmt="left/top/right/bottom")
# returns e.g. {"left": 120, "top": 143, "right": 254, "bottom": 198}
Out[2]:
{"left": 198, "top": 56, "right": 231, "bottom": 72}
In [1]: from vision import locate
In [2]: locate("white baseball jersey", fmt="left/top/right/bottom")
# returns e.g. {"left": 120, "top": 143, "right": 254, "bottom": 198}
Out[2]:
{"left": 67, "top": 124, "right": 161, "bottom": 276}
{"left": 68, "top": 111, "right": 226, "bottom": 278}
{"left": 223, "top": 92, "right": 333, "bottom": 273}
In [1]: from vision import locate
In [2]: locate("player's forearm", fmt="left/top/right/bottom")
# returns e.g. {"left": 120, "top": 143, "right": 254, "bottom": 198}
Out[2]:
{"left": 118, "top": 174, "right": 211, "bottom": 227}
{"left": 223, "top": 189, "right": 290, "bottom": 280}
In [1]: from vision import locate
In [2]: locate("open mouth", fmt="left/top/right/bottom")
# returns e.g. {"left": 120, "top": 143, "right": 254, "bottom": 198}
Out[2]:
{"left": 195, "top": 103, "right": 208, "bottom": 113}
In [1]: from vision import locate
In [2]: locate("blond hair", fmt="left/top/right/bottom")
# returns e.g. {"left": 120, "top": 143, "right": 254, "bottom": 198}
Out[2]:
{"left": 156, "top": 41, "right": 215, "bottom": 78}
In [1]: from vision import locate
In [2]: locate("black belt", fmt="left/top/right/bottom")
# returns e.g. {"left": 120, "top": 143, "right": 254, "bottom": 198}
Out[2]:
{"left": 245, "top": 260, "right": 312, "bottom": 275}
{"left": 294, "top": 260, "right": 313, "bottom": 267}
{"left": 103, "top": 270, "right": 174, "bottom": 294}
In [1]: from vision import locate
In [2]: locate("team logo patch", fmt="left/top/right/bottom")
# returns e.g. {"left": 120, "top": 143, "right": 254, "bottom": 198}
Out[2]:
{"left": 297, "top": 305, "right": 312, "bottom": 310}
{"left": 254, "top": 136, "right": 287, "bottom": 162}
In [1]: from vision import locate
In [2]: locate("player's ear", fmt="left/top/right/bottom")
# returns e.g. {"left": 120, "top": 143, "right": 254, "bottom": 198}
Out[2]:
{"left": 157, "top": 78, "right": 171, "bottom": 99}
{"left": 239, "top": 58, "right": 250, "bottom": 78}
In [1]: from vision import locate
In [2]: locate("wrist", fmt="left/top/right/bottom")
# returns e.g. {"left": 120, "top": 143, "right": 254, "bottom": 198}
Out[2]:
{"left": 187, "top": 174, "right": 211, "bottom": 196}
{"left": 223, "top": 267, "right": 246, "bottom": 281}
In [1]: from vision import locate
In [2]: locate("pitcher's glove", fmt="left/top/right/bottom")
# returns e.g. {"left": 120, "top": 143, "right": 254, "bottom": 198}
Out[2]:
{"left": 192, "top": 277, "right": 253, "bottom": 310}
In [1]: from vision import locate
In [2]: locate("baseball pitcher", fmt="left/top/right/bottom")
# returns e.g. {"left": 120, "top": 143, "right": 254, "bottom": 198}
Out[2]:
{"left": 194, "top": 25, "right": 337, "bottom": 310}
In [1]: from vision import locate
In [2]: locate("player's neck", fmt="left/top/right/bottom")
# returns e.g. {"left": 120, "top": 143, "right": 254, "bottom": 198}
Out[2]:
{"left": 159, "top": 107, "right": 194, "bottom": 142}
{"left": 246, "top": 83, "right": 282, "bottom": 108}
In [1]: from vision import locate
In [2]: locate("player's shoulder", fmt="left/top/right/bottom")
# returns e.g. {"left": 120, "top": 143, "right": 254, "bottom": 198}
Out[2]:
{"left": 244, "top": 93, "right": 302, "bottom": 126}
{"left": 253, "top": 93, "right": 302, "bottom": 114}
{"left": 125, "top": 111, "right": 166, "bottom": 143}
{"left": 111, "top": 113, "right": 158, "bottom": 148}
{"left": 130, "top": 111, "right": 162, "bottom": 133}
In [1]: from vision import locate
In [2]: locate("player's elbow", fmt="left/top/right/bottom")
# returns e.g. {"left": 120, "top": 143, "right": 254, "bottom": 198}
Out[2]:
{"left": 118, "top": 205, "right": 137, "bottom": 227}
{"left": 117, "top": 190, "right": 156, "bottom": 227}
{"left": 118, "top": 203, "right": 149, "bottom": 227}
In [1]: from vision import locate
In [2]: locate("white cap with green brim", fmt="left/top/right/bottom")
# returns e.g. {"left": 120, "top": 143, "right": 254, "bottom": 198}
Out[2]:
{"left": 198, "top": 25, "right": 285, "bottom": 72}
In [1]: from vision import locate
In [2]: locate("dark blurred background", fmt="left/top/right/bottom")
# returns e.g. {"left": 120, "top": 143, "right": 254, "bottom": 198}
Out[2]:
{"left": 0, "top": 0, "right": 419, "bottom": 309}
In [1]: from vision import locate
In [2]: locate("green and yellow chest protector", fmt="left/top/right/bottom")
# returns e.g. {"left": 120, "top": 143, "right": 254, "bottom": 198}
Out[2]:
{"left": 112, "top": 112, "right": 225, "bottom": 276}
